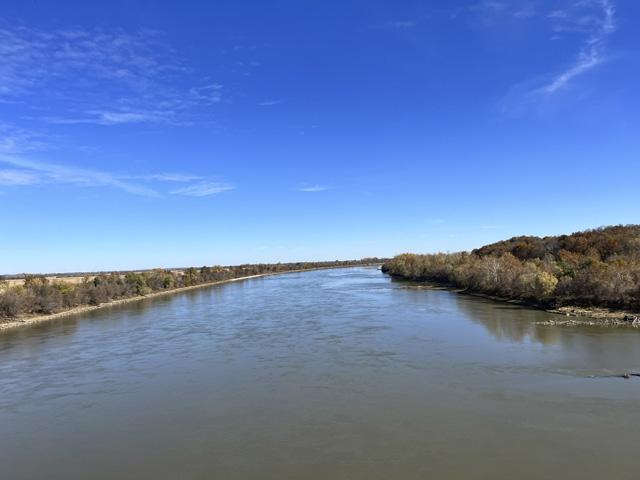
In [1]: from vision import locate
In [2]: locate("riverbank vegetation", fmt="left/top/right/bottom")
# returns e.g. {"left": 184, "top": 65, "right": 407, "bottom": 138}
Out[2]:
{"left": 382, "top": 226, "right": 640, "bottom": 311}
{"left": 0, "top": 259, "right": 383, "bottom": 321}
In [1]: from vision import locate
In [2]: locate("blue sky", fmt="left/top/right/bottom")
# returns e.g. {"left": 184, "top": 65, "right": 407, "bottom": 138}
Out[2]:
{"left": 1, "top": 0, "right": 639, "bottom": 273}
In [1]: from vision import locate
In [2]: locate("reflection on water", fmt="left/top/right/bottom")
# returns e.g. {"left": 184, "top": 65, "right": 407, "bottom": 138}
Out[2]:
{"left": 1, "top": 267, "right": 640, "bottom": 480}
{"left": 455, "top": 295, "right": 563, "bottom": 345}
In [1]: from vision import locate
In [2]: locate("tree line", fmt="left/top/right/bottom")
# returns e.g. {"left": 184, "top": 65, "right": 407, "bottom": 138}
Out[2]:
{"left": 381, "top": 225, "right": 640, "bottom": 310}
{"left": 0, "top": 259, "right": 383, "bottom": 320}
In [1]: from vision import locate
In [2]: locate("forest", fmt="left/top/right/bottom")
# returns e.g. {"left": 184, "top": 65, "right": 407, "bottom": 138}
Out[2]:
{"left": 0, "top": 259, "right": 383, "bottom": 320}
{"left": 382, "top": 225, "right": 640, "bottom": 310}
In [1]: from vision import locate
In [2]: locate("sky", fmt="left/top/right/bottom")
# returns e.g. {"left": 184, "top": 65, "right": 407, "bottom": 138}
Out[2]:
{"left": 1, "top": 0, "right": 639, "bottom": 273}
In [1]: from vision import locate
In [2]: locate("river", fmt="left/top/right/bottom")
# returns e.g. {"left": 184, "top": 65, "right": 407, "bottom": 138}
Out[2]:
{"left": 1, "top": 267, "right": 639, "bottom": 479}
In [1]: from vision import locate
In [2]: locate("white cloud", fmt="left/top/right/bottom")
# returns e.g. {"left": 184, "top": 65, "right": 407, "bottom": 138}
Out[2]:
{"left": 170, "top": 181, "right": 235, "bottom": 197}
{"left": 500, "top": 0, "right": 616, "bottom": 114}
{"left": 91, "top": 110, "right": 173, "bottom": 125}
{"left": 539, "top": 47, "right": 602, "bottom": 94}
{"left": 0, "top": 154, "right": 159, "bottom": 196}
{"left": 0, "top": 123, "right": 47, "bottom": 154}
{"left": 45, "top": 109, "right": 176, "bottom": 126}
{"left": 537, "top": 0, "right": 615, "bottom": 95}
{"left": 297, "top": 185, "right": 329, "bottom": 192}
{"left": 452, "top": 1, "right": 536, "bottom": 21}
{"left": 0, "top": 154, "right": 234, "bottom": 197}
{"left": 137, "top": 173, "right": 204, "bottom": 182}
{"left": 0, "top": 25, "right": 224, "bottom": 125}
{"left": 189, "top": 84, "right": 224, "bottom": 104}
{"left": 257, "top": 99, "right": 284, "bottom": 106}
{"left": 0, "top": 169, "right": 39, "bottom": 186}
{"left": 385, "top": 21, "right": 418, "bottom": 29}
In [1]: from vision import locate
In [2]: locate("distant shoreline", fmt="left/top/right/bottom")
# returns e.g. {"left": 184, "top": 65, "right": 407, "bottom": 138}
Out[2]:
{"left": 0, "top": 264, "right": 381, "bottom": 332}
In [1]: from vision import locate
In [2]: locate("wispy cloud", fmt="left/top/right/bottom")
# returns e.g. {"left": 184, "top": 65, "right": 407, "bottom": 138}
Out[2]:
{"left": 0, "top": 123, "right": 48, "bottom": 154}
{"left": 188, "top": 84, "right": 224, "bottom": 104}
{"left": 385, "top": 20, "right": 418, "bottom": 29}
{"left": 540, "top": 48, "right": 602, "bottom": 94}
{"left": 45, "top": 109, "right": 177, "bottom": 126}
{"left": 170, "top": 181, "right": 235, "bottom": 197}
{"left": 450, "top": 1, "right": 536, "bottom": 22}
{"left": 296, "top": 184, "right": 329, "bottom": 192}
{"left": 0, "top": 24, "right": 223, "bottom": 126}
{"left": 134, "top": 173, "right": 204, "bottom": 182}
{"left": 257, "top": 99, "right": 284, "bottom": 107}
{"left": 0, "top": 169, "right": 39, "bottom": 186}
{"left": 0, "top": 154, "right": 233, "bottom": 197}
{"left": 0, "top": 154, "right": 159, "bottom": 196}
{"left": 538, "top": 0, "right": 615, "bottom": 95}
{"left": 500, "top": 0, "right": 616, "bottom": 114}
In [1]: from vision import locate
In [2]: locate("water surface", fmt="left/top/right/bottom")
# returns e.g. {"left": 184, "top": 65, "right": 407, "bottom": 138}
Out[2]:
{"left": 1, "top": 267, "right": 640, "bottom": 479}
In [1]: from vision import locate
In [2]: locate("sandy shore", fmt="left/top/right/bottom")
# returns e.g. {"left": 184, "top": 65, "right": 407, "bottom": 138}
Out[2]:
{"left": 1, "top": 265, "right": 380, "bottom": 332}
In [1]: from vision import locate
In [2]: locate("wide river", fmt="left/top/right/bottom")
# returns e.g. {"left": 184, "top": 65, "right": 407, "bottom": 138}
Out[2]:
{"left": 1, "top": 267, "right": 640, "bottom": 479}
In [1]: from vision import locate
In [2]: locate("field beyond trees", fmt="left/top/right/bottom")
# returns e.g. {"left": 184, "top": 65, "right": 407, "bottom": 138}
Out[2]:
{"left": 382, "top": 226, "right": 640, "bottom": 311}
{"left": 0, "top": 259, "right": 383, "bottom": 321}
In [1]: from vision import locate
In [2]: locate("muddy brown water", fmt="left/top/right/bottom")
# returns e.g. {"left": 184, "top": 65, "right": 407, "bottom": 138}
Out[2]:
{"left": 1, "top": 267, "right": 639, "bottom": 479}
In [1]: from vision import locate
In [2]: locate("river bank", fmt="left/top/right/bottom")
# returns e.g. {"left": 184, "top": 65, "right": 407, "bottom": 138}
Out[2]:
{"left": 381, "top": 228, "right": 640, "bottom": 325}
{"left": 394, "top": 277, "right": 640, "bottom": 327}
{"left": 1, "top": 264, "right": 381, "bottom": 332}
